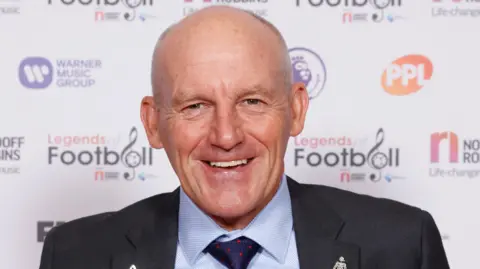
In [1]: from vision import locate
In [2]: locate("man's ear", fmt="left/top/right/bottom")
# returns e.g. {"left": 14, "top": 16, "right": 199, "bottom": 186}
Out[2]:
{"left": 290, "top": 82, "right": 309, "bottom": 137}
{"left": 140, "top": 96, "right": 164, "bottom": 149}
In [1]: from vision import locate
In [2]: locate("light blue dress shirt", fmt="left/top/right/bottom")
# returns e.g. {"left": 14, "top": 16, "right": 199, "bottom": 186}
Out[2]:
{"left": 174, "top": 175, "right": 300, "bottom": 269}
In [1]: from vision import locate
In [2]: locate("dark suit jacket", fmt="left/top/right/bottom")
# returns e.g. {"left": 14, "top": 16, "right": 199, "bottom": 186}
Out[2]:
{"left": 39, "top": 177, "right": 450, "bottom": 269}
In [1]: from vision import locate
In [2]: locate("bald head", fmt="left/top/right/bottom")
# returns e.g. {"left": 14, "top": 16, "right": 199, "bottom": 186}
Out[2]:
{"left": 150, "top": 6, "right": 292, "bottom": 102}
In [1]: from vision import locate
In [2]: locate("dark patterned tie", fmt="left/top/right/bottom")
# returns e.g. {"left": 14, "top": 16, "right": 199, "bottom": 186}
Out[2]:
{"left": 205, "top": 236, "right": 261, "bottom": 269}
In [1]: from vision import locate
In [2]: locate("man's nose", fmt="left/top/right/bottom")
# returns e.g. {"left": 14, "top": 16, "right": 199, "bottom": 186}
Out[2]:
{"left": 208, "top": 108, "right": 244, "bottom": 151}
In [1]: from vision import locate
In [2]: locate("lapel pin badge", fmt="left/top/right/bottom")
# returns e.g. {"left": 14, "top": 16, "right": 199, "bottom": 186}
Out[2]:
{"left": 333, "top": 256, "right": 347, "bottom": 269}
{"left": 129, "top": 265, "right": 137, "bottom": 269}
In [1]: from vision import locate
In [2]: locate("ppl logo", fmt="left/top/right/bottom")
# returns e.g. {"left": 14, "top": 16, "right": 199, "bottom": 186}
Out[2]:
{"left": 18, "top": 57, "right": 54, "bottom": 89}
{"left": 429, "top": 131, "right": 480, "bottom": 178}
{"left": 381, "top": 54, "right": 433, "bottom": 96}
{"left": 288, "top": 47, "right": 327, "bottom": 100}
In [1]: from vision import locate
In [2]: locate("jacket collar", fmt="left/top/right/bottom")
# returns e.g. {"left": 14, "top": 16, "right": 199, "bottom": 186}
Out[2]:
{"left": 287, "top": 176, "right": 360, "bottom": 269}
{"left": 111, "top": 188, "right": 180, "bottom": 269}
{"left": 111, "top": 176, "right": 360, "bottom": 269}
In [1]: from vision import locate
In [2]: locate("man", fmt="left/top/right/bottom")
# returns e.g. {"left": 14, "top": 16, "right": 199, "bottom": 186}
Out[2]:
{"left": 39, "top": 6, "right": 450, "bottom": 269}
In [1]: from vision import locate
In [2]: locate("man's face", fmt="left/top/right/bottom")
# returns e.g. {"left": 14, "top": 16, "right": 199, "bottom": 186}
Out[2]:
{"left": 142, "top": 19, "right": 308, "bottom": 223}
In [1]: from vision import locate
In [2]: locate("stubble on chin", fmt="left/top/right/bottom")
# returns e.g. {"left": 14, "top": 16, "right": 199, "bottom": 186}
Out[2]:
{"left": 217, "top": 189, "right": 242, "bottom": 210}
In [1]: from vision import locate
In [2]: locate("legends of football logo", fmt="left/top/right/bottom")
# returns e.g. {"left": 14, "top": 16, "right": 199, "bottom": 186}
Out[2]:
{"left": 47, "top": 0, "right": 157, "bottom": 22}
{"left": 295, "top": 0, "right": 405, "bottom": 23}
{"left": 47, "top": 127, "right": 157, "bottom": 181}
{"left": 288, "top": 47, "right": 327, "bottom": 100}
{"left": 294, "top": 128, "right": 404, "bottom": 183}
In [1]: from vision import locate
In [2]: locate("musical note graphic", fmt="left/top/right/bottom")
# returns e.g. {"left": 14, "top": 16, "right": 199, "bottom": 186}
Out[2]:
{"left": 121, "top": 127, "right": 142, "bottom": 180}
{"left": 366, "top": 128, "right": 388, "bottom": 182}
{"left": 123, "top": 0, "right": 143, "bottom": 9}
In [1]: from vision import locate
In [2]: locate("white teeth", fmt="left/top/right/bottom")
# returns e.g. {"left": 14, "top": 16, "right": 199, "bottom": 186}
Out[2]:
{"left": 209, "top": 159, "right": 248, "bottom": 167}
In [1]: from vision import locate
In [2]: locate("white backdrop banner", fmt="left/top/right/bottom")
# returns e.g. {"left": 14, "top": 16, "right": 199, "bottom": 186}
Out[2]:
{"left": 1, "top": 0, "right": 479, "bottom": 268}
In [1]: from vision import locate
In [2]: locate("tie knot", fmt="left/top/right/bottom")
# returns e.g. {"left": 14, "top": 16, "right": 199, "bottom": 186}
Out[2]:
{"left": 206, "top": 236, "right": 260, "bottom": 269}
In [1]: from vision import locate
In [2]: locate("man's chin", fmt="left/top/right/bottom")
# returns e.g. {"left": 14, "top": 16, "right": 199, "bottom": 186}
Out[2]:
{"left": 202, "top": 198, "right": 258, "bottom": 222}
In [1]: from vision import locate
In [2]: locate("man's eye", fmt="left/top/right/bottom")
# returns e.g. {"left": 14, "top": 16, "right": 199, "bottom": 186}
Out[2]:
{"left": 244, "top": 99, "right": 261, "bottom": 105}
{"left": 186, "top": 103, "right": 203, "bottom": 110}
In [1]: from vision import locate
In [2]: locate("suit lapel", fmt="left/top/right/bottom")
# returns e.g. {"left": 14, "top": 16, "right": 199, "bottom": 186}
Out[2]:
{"left": 111, "top": 188, "right": 180, "bottom": 269}
{"left": 109, "top": 178, "right": 361, "bottom": 269}
{"left": 287, "top": 177, "right": 361, "bottom": 269}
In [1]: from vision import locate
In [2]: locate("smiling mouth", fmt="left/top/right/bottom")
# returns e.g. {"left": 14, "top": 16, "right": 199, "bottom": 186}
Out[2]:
{"left": 202, "top": 158, "right": 254, "bottom": 169}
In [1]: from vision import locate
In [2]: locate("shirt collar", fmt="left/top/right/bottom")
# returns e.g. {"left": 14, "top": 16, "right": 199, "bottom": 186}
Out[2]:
{"left": 178, "top": 174, "right": 293, "bottom": 265}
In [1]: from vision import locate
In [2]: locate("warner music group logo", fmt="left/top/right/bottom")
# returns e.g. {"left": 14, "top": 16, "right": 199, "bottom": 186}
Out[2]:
{"left": 432, "top": 0, "right": 480, "bottom": 18}
{"left": 430, "top": 131, "right": 480, "bottom": 178}
{"left": 294, "top": 129, "right": 404, "bottom": 183}
{"left": 0, "top": 136, "right": 25, "bottom": 175}
{"left": 47, "top": 127, "right": 157, "bottom": 181}
{"left": 183, "top": 0, "right": 268, "bottom": 17}
{"left": 289, "top": 47, "right": 327, "bottom": 100}
{"left": 381, "top": 54, "right": 433, "bottom": 96}
{"left": 47, "top": 0, "right": 156, "bottom": 22}
{"left": 295, "top": 0, "right": 405, "bottom": 23}
{"left": 18, "top": 57, "right": 102, "bottom": 89}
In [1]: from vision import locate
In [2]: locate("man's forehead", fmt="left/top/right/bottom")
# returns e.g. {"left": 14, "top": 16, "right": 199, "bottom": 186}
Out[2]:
{"left": 156, "top": 8, "right": 285, "bottom": 62}
{"left": 151, "top": 6, "right": 291, "bottom": 101}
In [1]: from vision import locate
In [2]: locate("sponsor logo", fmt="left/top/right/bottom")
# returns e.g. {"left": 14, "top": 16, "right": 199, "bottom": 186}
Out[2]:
{"left": 430, "top": 131, "right": 480, "bottom": 178}
{"left": 18, "top": 57, "right": 54, "bottom": 89}
{"left": 0, "top": 136, "right": 24, "bottom": 175}
{"left": 183, "top": 0, "right": 269, "bottom": 17}
{"left": 295, "top": 0, "right": 405, "bottom": 23}
{"left": 47, "top": 0, "right": 157, "bottom": 22}
{"left": 37, "top": 221, "right": 66, "bottom": 243}
{"left": 47, "top": 127, "right": 158, "bottom": 181}
{"left": 293, "top": 129, "right": 404, "bottom": 183}
{"left": 0, "top": 0, "right": 21, "bottom": 16}
{"left": 288, "top": 47, "right": 327, "bottom": 100}
{"left": 18, "top": 57, "right": 102, "bottom": 89}
{"left": 381, "top": 54, "right": 433, "bottom": 96}
{"left": 432, "top": 0, "right": 480, "bottom": 18}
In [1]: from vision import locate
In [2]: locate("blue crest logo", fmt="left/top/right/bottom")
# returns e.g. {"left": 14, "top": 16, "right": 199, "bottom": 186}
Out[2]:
{"left": 288, "top": 47, "right": 327, "bottom": 100}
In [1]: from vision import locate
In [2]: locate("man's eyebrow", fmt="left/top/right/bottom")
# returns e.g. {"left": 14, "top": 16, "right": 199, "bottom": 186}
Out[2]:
{"left": 170, "top": 85, "right": 274, "bottom": 105}
{"left": 237, "top": 85, "right": 274, "bottom": 98}
{"left": 170, "top": 89, "right": 199, "bottom": 106}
